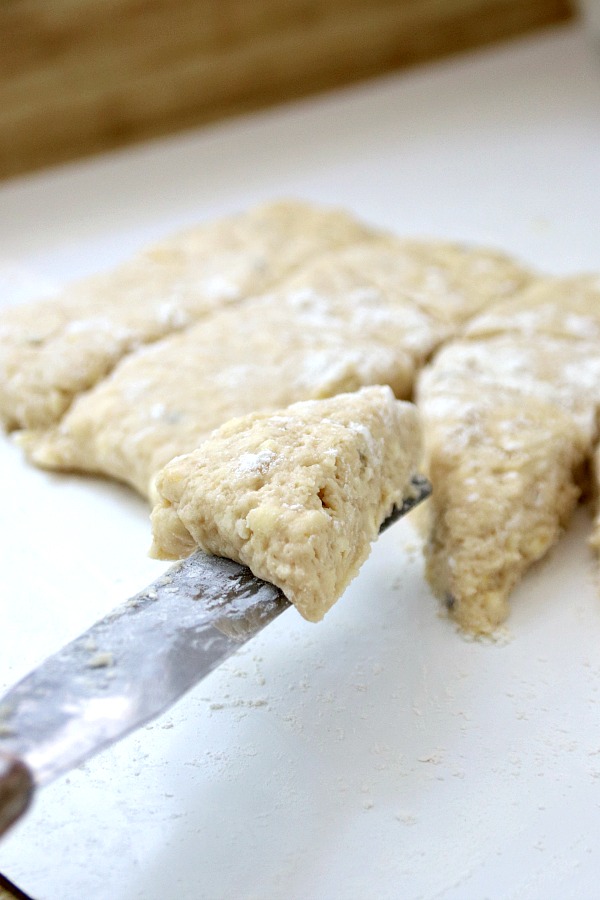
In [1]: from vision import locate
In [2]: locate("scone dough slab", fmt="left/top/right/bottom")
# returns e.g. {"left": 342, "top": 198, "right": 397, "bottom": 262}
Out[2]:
{"left": 23, "top": 238, "right": 530, "bottom": 497}
{"left": 23, "top": 286, "right": 418, "bottom": 497}
{"left": 150, "top": 386, "right": 422, "bottom": 622}
{"left": 0, "top": 200, "right": 374, "bottom": 431}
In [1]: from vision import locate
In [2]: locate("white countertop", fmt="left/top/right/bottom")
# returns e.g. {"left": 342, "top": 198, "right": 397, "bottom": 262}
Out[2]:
{"left": 1, "top": 22, "right": 600, "bottom": 900}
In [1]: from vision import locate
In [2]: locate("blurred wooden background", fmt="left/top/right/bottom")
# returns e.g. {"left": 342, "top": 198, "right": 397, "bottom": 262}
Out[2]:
{"left": 1, "top": 0, "right": 573, "bottom": 180}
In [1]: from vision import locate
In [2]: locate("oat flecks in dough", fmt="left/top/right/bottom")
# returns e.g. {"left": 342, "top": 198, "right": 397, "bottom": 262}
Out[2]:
{"left": 150, "top": 387, "right": 422, "bottom": 622}
{"left": 0, "top": 200, "right": 375, "bottom": 431}
{"left": 417, "top": 273, "right": 600, "bottom": 635}
{"left": 22, "top": 237, "right": 530, "bottom": 498}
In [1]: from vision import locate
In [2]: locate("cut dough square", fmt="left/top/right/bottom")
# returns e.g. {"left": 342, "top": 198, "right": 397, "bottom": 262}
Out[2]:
{"left": 150, "top": 386, "right": 422, "bottom": 622}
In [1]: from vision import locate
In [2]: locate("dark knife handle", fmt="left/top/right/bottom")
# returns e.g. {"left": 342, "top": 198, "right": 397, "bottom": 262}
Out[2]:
{"left": 0, "top": 753, "right": 34, "bottom": 838}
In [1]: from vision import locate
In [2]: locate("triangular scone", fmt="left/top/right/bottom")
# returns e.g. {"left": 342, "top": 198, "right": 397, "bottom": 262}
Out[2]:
{"left": 418, "top": 274, "right": 600, "bottom": 634}
{"left": 467, "top": 273, "right": 600, "bottom": 560}
{"left": 420, "top": 381, "right": 587, "bottom": 633}
{"left": 22, "top": 238, "right": 529, "bottom": 498}
{"left": 150, "top": 387, "right": 422, "bottom": 622}
{"left": 0, "top": 200, "right": 375, "bottom": 431}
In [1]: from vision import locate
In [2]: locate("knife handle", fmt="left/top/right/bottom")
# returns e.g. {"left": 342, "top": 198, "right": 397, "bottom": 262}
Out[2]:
{"left": 0, "top": 753, "right": 34, "bottom": 839}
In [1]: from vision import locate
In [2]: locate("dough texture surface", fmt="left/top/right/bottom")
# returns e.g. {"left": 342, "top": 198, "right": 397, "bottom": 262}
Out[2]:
{"left": 150, "top": 386, "right": 422, "bottom": 622}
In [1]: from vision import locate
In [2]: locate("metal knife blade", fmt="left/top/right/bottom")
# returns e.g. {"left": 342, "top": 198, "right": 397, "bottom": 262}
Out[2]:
{"left": 0, "top": 475, "right": 430, "bottom": 837}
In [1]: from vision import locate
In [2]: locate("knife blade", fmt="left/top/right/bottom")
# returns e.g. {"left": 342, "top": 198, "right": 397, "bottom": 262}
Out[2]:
{"left": 0, "top": 475, "right": 430, "bottom": 837}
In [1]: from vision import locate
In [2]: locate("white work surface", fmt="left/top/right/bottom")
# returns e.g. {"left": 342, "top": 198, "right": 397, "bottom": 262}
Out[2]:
{"left": 1, "top": 22, "right": 600, "bottom": 900}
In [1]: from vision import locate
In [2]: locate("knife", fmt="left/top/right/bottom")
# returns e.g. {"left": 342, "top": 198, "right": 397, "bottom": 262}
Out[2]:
{"left": 0, "top": 475, "right": 430, "bottom": 838}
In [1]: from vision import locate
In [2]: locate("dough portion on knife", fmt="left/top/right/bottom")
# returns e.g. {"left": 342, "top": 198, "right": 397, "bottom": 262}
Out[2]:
{"left": 22, "top": 238, "right": 529, "bottom": 497}
{"left": 150, "top": 386, "right": 422, "bottom": 622}
{"left": 417, "top": 274, "right": 600, "bottom": 634}
{"left": 0, "top": 200, "right": 375, "bottom": 431}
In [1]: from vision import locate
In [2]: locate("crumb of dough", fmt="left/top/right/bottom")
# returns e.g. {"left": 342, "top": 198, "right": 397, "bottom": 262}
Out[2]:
{"left": 150, "top": 386, "right": 422, "bottom": 622}
{"left": 86, "top": 652, "right": 114, "bottom": 669}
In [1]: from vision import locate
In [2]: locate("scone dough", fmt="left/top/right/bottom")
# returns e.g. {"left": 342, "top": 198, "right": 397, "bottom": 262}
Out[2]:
{"left": 417, "top": 274, "right": 600, "bottom": 633}
{"left": 0, "top": 200, "right": 374, "bottom": 431}
{"left": 22, "top": 237, "right": 530, "bottom": 497}
{"left": 150, "top": 386, "right": 422, "bottom": 622}
{"left": 332, "top": 237, "right": 530, "bottom": 324}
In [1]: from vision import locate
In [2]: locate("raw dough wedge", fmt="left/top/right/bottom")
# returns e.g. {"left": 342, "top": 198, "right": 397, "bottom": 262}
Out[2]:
{"left": 417, "top": 274, "right": 600, "bottom": 634}
{"left": 0, "top": 200, "right": 375, "bottom": 431}
{"left": 22, "top": 238, "right": 529, "bottom": 497}
{"left": 150, "top": 386, "right": 422, "bottom": 622}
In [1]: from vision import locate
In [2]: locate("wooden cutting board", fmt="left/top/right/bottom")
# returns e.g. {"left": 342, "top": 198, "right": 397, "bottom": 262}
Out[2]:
{"left": 0, "top": 0, "right": 573, "bottom": 180}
